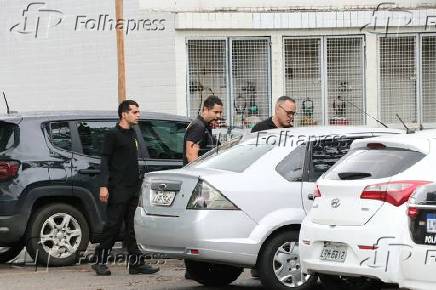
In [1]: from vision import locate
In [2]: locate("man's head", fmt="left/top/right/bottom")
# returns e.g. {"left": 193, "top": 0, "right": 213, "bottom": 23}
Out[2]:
{"left": 118, "top": 100, "right": 140, "bottom": 126}
{"left": 202, "top": 95, "right": 223, "bottom": 124}
{"left": 274, "top": 96, "right": 296, "bottom": 128}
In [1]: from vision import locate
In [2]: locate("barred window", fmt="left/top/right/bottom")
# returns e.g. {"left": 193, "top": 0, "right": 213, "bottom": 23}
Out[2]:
{"left": 284, "top": 36, "right": 365, "bottom": 126}
{"left": 187, "top": 38, "right": 271, "bottom": 129}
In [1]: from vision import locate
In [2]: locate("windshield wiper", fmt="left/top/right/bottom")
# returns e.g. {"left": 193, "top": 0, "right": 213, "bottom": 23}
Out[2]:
{"left": 338, "top": 172, "right": 372, "bottom": 180}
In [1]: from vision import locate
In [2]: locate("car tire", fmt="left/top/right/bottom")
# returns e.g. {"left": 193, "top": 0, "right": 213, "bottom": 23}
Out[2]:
{"left": 319, "top": 274, "right": 382, "bottom": 290}
{"left": 185, "top": 259, "right": 243, "bottom": 286}
{"left": 258, "top": 230, "right": 318, "bottom": 290}
{"left": 0, "top": 243, "right": 25, "bottom": 263}
{"left": 26, "top": 203, "right": 89, "bottom": 267}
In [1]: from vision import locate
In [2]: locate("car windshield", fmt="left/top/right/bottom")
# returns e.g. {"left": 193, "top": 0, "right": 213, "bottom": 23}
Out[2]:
{"left": 188, "top": 136, "right": 275, "bottom": 173}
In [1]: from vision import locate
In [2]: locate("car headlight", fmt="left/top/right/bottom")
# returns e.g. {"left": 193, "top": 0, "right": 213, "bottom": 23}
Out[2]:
{"left": 186, "top": 179, "right": 239, "bottom": 210}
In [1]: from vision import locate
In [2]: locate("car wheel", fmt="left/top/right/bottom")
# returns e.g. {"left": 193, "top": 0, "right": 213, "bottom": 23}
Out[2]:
{"left": 319, "top": 274, "right": 382, "bottom": 290}
{"left": 258, "top": 230, "right": 318, "bottom": 290}
{"left": 26, "top": 203, "right": 89, "bottom": 266}
{"left": 185, "top": 260, "right": 243, "bottom": 286}
{"left": 0, "top": 242, "right": 24, "bottom": 263}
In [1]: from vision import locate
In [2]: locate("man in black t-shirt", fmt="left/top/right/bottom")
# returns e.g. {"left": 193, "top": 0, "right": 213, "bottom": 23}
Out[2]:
{"left": 251, "top": 96, "right": 296, "bottom": 133}
{"left": 183, "top": 95, "right": 223, "bottom": 165}
{"left": 92, "top": 100, "right": 159, "bottom": 276}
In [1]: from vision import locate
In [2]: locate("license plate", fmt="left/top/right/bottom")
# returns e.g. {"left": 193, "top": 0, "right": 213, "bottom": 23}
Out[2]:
{"left": 151, "top": 190, "right": 176, "bottom": 207}
{"left": 320, "top": 243, "right": 347, "bottom": 263}
{"left": 427, "top": 213, "right": 436, "bottom": 233}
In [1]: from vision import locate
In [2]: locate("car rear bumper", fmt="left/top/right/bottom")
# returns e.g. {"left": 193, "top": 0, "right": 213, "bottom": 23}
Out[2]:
{"left": 398, "top": 241, "right": 436, "bottom": 290}
{"left": 0, "top": 214, "right": 28, "bottom": 245}
{"left": 134, "top": 207, "right": 259, "bottom": 267}
{"left": 299, "top": 211, "right": 406, "bottom": 283}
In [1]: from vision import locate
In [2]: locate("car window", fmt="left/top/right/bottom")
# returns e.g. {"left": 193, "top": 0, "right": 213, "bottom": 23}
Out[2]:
{"left": 308, "top": 138, "right": 354, "bottom": 182}
{"left": 138, "top": 120, "right": 186, "bottom": 160}
{"left": 193, "top": 143, "right": 274, "bottom": 173}
{"left": 324, "top": 147, "right": 426, "bottom": 180}
{"left": 0, "top": 122, "right": 18, "bottom": 152}
{"left": 275, "top": 144, "right": 306, "bottom": 182}
{"left": 48, "top": 122, "right": 72, "bottom": 151}
{"left": 76, "top": 121, "right": 116, "bottom": 157}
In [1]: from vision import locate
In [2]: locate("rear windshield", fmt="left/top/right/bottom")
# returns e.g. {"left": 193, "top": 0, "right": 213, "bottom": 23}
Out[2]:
{"left": 0, "top": 122, "right": 18, "bottom": 152}
{"left": 324, "top": 147, "right": 425, "bottom": 180}
{"left": 190, "top": 138, "right": 274, "bottom": 173}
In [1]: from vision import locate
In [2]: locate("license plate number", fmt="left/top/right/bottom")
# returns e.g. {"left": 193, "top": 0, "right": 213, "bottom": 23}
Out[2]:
{"left": 320, "top": 244, "right": 347, "bottom": 263}
{"left": 151, "top": 190, "right": 176, "bottom": 206}
{"left": 427, "top": 213, "right": 436, "bottom": 233}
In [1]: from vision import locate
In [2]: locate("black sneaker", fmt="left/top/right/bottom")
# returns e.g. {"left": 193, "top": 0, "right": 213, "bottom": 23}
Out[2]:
{"left": 129, "top": 264, "right": 160, "bottom": 275}
{"left": 92, "top": 264, "right": 111, "bottom": 276}
{"left": 185, "top": 271, "right": 193, "bottom": 280}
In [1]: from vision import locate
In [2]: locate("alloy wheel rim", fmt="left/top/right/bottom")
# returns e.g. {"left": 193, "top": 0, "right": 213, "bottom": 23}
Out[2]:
{"left": 273, "top": 241, "right": 311, "bottom": 288}
{"left": 39, "top": 213, "right": 82, "bottom": 259}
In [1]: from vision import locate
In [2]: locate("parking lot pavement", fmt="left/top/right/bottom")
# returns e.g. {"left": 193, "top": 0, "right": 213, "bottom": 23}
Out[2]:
{"left": 0, "top": 257, "right": 403, "bottom": 290}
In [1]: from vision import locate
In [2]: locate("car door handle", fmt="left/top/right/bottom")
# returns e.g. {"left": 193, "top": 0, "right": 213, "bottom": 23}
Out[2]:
{"left": 307, "top": 193, "right": 314, "bottom": 201}
{"left": 78, "top": 169, "right": 100, "bottom": 175}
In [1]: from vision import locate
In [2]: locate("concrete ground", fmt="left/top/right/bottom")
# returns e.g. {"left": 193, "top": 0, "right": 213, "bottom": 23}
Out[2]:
{"left": 0, "top": 245, "right": 402, "bottom": 290}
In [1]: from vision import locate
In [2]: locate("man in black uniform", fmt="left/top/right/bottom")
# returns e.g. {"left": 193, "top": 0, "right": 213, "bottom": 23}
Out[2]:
{"left": 250, "top": 96, "right": 296, "bottom": 278}
{"left": 182, "top": 95, "right": 222, "bottom": 280}
{"left": 251, "top": 96, "right": 296, "bottom": 133}
{"left": 183, "top": 95, "right": 223, "bottom": 165}
{"left": 92, "top": 100, "right": 159, "bottom": 276}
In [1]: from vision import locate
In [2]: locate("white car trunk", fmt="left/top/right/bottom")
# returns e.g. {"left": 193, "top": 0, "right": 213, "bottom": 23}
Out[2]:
{"left": 310, "top": 178, "right": 389, "bottom": 226}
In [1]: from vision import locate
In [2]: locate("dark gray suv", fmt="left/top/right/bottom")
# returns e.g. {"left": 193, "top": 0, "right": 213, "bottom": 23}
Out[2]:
{"left": 0, "top": 111, "right": 189, "bottom": 266}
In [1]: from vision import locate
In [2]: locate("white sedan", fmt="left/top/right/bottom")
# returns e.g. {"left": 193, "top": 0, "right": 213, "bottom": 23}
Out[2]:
{"left": 135, "top": 126, "right": 401, "bottom": 290}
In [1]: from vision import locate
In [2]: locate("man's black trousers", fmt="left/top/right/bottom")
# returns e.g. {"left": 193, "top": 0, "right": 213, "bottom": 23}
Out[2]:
{"left": 95, "top": 193, "right": 141, "bottom": 264}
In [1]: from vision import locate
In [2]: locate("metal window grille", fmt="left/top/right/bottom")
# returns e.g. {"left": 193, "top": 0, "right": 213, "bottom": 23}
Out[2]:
{"left": 284, "top": 38, "right": 322, "bottom": 126}
{"left": 380, "top": 36, "right": 417, "bottom": 124}
{"left": 327, "top": 37, "right": 365, "bottom": 126}
{"left": 187, "top": 40, "right": 228, "bottom": 120}
{"left": 187, "top": 38, "right": 271, "bottom": 128}
{"left": 231, "top": 39, "right": 271, "bottom": 128}
{"left": 422, "top": 35, "right": 436, "bottom": 124}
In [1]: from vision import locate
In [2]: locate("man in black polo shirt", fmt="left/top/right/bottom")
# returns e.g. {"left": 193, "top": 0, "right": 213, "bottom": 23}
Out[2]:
{"left": 251, "top": 96, "right": 296, "bottom": 133}
{"left": 183, "top": 95, "right": 223, "bottom": 165}
{"left": 92, "top": 100, "right": 159, "bottom": 276}
{"left": 250, "top": 96, "right": 296, "bottom": 279}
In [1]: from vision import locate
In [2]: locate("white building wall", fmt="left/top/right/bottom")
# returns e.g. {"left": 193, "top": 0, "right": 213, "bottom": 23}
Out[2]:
{"left": 140, "top": 0, "right": 434, "bottom": 11}
{"left": 0, "top": 0, "right": 176, "bottom": 113}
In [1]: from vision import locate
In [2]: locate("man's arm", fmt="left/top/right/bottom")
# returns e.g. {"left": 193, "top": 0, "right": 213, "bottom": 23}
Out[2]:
{"left": 185, "top": 141, "right": 200, "bottom": 163}
{"left": 99, "top": 132, "right": 114, "bottom": 203}
{"left": 184, "top": 121, "right": 204, "bottom": 163}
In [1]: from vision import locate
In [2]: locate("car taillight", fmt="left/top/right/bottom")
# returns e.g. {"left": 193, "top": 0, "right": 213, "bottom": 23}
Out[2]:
{"left": 360, "top": 180, "right": 431, "bottom": 207}
{"left": 313, "top": 185, "right": 321, "bottom": 198}
{"left": 407, "top": 206, "right": 419, "bottom": 218}
{"left": 186, "top": 180, "right": 239, "bottom": 210}
{"left": 0, "top": 161, "right": 20, "bottom": 181}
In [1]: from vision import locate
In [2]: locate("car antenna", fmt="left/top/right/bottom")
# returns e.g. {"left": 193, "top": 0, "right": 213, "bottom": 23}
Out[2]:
{"left": 2, "top": 92, "right": 10, "bottom": 114}
{"left": 346, "top": 100, "right": 388, "bottom": 128}
{"left": 395, "top": 113, "right": 414, "bottom": 134}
